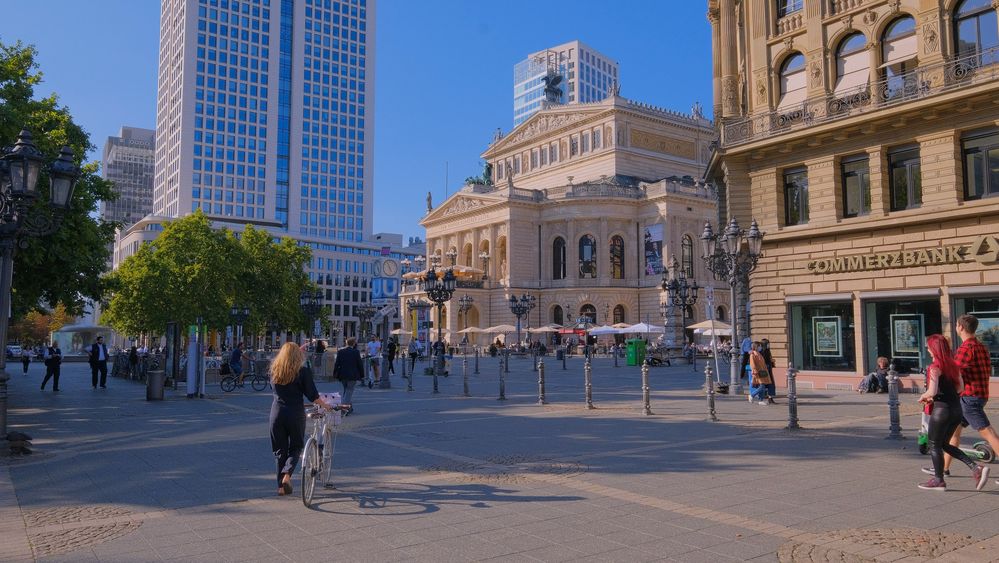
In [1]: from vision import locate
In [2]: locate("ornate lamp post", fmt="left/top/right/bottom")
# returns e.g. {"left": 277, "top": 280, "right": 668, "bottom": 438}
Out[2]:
{"left": 661, "top": 255, "right": 699, "bottom": 349}
{"left": 300, "top": 290, "right": 323, "bottom": 340}
{"left": 446, "top": 247, "right": 458, "bottom": 267}
{"left": 421, "top": 265, "right": 457, "bottom": 393}
{"left": 457, "top": 294, "right": 474, "bottom": 350}
{"left": 700, "top": 218, "right": 764, "bottom": 394}
{"left": 356, "top": 303, "right": 377, "bottom": 340}
{"left": 0, "top": 130, "right": 80, "bottom": 438}
{"left": 230, "top": 305, "right": 250, "bottom": 348}
{"left": 508, "top": 294, "right": 536, "bottom": 350}
{"left": 478, "top": 251, "right": 490, "bottom": 280}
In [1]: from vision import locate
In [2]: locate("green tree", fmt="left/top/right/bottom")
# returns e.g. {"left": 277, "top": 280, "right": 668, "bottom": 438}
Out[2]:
{"left": 235, "top": 225, "right": 314, "bottom": 336}
{"left": 0, "top": 40, "right": 119, "bottom": 318}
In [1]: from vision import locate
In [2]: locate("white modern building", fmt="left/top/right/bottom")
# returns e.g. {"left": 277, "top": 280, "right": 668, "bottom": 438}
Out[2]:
{"left": 130, "top": 0, "right": 414, "bottom": 341}
{"left": 513, "top": 40, "right": 619, "bottom": 127}
{"left": 101, "top": 126, "right": 156, "bottom": 228}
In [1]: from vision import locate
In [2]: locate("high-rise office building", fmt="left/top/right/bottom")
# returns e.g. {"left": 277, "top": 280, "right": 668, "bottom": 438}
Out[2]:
{"left": 133, "top": 0, "right": 415, "bottom": 343}
{"left": 513, "top": 40, "right": 618, "bottom": 127}
{"left": 154, "top": 0, "right": 374, "bottom": 242}
{"left": 101, "top": 127, "right": 156, "bottom": 227}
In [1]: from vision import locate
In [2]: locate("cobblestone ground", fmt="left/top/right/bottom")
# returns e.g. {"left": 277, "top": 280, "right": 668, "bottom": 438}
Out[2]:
{"left": 2, "top": 358, "right": 999, "bottom": 562}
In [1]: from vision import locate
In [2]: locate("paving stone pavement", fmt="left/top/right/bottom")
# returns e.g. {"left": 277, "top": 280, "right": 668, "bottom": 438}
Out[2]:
{"left": 2, "top": 355, "right": 999, "bottom": 562}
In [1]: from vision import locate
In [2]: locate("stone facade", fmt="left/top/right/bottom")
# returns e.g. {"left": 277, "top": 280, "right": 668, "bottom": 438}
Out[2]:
{"left": 407, "top": 96, "right": 728, "bottom": 346}
{"left": 708, "top": 0, "right": 999, "bottom": 392}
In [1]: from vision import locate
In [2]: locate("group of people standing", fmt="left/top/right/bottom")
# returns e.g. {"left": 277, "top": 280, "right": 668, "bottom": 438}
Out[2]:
{"left": 918, "top": 314, "right": 997, "bottom": 492}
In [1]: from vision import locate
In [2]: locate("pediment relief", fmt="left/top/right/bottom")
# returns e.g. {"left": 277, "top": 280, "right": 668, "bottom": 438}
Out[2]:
{"left": 423, "top": 196, "right": 502, "bottom": 224}
{"left": 485, "top": 107, "right": 611, "bottom": 156}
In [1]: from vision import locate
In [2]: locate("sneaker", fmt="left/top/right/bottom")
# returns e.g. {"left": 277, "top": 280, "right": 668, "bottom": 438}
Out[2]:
{"left": 747, "top": 395, "right": 753, "bottom": 403}
{"left": 758, "top": 401, "right": 768, "bottom": 405}
{"left": 918, "top": 478, "right": 947, "bottom": 491}
{"left": 921, "top": 467, "right": 950, "bottom": 476}
{"left": 972, "top": 465, "right": 990, "bottom": 491}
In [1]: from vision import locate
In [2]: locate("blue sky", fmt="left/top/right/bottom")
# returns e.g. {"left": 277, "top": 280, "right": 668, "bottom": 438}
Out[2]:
{"left": 0, "top": 0, "right": 712, "bottom": 242}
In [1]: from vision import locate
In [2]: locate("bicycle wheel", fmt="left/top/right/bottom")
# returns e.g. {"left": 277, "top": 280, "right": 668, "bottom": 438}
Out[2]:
{"left": 251, "top": 375, "right": 268, "bottom": 392}
{"left": 321, "top": 424, "right": 335, "bottom": 488}
{"left": 301, "top": 438, "right": 319, "bottom": 508}
{"left": 220, "top": 376, "right": 236, "bottom": 393}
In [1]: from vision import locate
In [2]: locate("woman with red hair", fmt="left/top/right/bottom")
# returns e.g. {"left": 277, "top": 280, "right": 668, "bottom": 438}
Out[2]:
{"left": 918, "top": 334, "right": 990, "bottom": 491}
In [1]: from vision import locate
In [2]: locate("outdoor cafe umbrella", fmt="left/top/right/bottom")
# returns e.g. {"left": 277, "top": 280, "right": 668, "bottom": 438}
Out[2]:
{"left": 528, "top": 324, "right": 560, "bottom": 333}
{"left": 484, "top": 324, "right": 517, "bottom": 333}
{"left": 589, "top": 325, "right": 622, "bottom": 336}
{"left": 686, "top": 320, "right": 732, "bottom": 332}
{"left": 458, "top": 327, "right": 486, "bottom": 333}
{"left": 623, "top": 322, "right": 665, "bottom": 334}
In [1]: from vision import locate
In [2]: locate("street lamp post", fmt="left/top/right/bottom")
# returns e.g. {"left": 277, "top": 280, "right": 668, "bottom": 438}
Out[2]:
{"left": 356, "top": 303, "right": 376, "bottom": 341}
{"left": 300, "top": 290, "right": 323, "bottom": 341}
{"left": 421, "top": 266, "right": 457, "bottom": 393}
{"left": 0, "top": 130, "right": 80, "bottom": 439}
{"left": 661, "top": 254, "right": 699, "bottom": 366}
{"left": 457, "top": 294, "right": 474, "bottom": 353}
{"left": 478, "top": 251, "right": 490, "bottom": 281}
{"left": 446, "top": 247, "right": 457, "bottom": 267}
{"left": 508, "top": 294, "right": 536, "bottom": 351}
{"left": 230, "top": 305, "right": 250, "bottom": 348}
{"left": 700, "top": 218, "right": 764, "bottom": 394}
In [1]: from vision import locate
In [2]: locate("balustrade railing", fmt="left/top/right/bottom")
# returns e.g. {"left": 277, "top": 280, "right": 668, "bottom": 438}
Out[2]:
{"left": 721, "top": 47, "right": 999, "bottom": 148}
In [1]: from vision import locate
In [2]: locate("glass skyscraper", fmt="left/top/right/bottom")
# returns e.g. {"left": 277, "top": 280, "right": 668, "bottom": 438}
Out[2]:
{"left": 513, "top": 40, "right": 619, "bottom": 127}
{"left": 101, "top": 126, "right": 156, "bottom": 228}
{"left": 154, "top": 0, "right": 373, "bottom": 243}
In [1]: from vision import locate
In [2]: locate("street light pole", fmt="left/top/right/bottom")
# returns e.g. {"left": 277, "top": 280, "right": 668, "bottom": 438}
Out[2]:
{"left": 457, "top": 294, "right": 474, "bottom": 353}
{"left": 700, "top": 218, "right": 764, "bottom": 394}
{"left": 421, "top": 266, "right": 456, "bottom": 393}
{"left": 508, "top": 294, "right": 536, "bottom": 351}
{"left": 0, "top": 131, "right": 80, "bottom": 439}
{"left": 661, "top": 254, "right": 699, "bottom": 363}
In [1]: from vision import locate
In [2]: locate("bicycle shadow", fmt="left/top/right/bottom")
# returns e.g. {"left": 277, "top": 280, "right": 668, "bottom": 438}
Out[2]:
{"left": 304, "top": 481, "right": 584, "bottom": 515}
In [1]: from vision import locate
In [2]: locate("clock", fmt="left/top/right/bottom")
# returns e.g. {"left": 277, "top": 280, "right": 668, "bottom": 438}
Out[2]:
{"left": 381, "top": 259, "right": 399, "bottom": 277}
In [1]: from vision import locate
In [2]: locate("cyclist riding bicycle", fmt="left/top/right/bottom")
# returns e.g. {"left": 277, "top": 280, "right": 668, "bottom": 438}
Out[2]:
{"left": 230, "top": 342, "right": 245, "bottom": 385}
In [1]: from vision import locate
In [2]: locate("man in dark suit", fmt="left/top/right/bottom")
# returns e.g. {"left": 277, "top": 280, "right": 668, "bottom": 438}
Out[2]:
{"left": 89, "top": 336, "right": 110, "bottom": 389}
{"left": 41, "top": 342, "right": 62, "bottom": 392}
{"left": 332, "top": 337, "right": 364, "bottom": 414}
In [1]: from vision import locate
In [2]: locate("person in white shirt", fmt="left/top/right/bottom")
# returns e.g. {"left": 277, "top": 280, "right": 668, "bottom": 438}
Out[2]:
{"left": 365, "top": 336, "right": 382, "bottom": 386}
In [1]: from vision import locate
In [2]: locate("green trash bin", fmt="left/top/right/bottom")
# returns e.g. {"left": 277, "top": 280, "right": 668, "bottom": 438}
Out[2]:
{"left": 626, "top": 339, "right": 647, "bottom": 366}
{"left": 635, "top": 339, "right": 647, "bottom": 365}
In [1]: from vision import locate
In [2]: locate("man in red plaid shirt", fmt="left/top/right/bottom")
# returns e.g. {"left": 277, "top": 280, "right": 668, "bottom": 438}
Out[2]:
{"left": 943, "top": 314, "right": 999, "bottom": 482}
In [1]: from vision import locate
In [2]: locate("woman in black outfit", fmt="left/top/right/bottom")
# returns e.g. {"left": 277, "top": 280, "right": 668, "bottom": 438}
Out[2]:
{"left": 269, "top": 342, "right": 331, "bottom": 495}
{"left": 918, "top": 334, "right": 989, "bottom": 491}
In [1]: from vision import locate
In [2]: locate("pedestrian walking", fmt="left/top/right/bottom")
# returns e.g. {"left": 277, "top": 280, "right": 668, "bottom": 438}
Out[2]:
{"left": 41, "top": 342, "right": 62, "bottom": 392}
{"left": 740, "top": 336, "right": 753, "bottom": 382}
{"left": 20, "top": 347, "right": 30, "bottom": 375}
{"left": 940, "top": 314, "right": 999, "bottom": 485}
{"left": 365, "top": 336, "right": 381, "bottom": 387}
{"left": 761, "top": 338, "right": 777, "bottom": 404}
{"left": 268, "top": 342, "right": 332, "bottom": 496}
{"left": 386, "top": 337, "right": 397, "bottom": 375}
{"left": 88, "top": 336, "right": 110, "bottom": 389}
{"left": 333, "top": 337, "right": 364, "bottom": 414}
{"left": 748, "top": 341, "right": 771, "bottom": 405}
{"left": 918, "top": 334, "right": 990, "bottom": 491}
{"left": 408, "top": 338, "right": 421, "bottom": 372}
{"left": 128, "top": 345, "right": 139, "bottom": 380}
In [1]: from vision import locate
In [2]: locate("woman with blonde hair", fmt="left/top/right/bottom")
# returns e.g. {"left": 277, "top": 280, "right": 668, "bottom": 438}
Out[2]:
{"left": 269, "top": 342, "right": 331, "bottom": 495}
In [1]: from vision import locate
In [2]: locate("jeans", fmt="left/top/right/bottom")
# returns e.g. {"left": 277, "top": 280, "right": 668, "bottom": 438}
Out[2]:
{"left": 765, "top": 382, "right": 776, "bottom": 398}
{"left": 749, "top": 381, "right": 766, "bottom": 401}
{"left": 927, "top": 399, "right": 975, "bottom": 479}
{"left": 341, "top": 379, "right": 357, "bottom": 405}
{"left": 269, "top": 405, "right": 305, "bottom": 486}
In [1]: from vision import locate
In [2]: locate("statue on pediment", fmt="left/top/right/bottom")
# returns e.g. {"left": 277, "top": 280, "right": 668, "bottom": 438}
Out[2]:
{"left": 426, "top": 191, "right": 433, "bottom": 213}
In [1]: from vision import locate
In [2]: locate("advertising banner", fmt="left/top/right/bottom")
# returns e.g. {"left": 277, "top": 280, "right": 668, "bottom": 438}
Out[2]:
{"left": 644, "top": 223, "right": 664, "bottom": 275}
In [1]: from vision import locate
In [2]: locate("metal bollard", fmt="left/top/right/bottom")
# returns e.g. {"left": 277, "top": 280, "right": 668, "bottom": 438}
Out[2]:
{"left": 705, "top": 362, "right": 718, "bottom": 422}
{"left": 401, "top": 351, "right": 407, "bottom": 378}
{"left": 463, "top": 355, "right": 470, "bottom": 397}
{"left": 504, "top": 348, "right": 510, "bottom": 373}
{"left": 641, "top": 360, "right": 652, "bottom": 416}
{"left": 538, "top": 357, "right": 547, "bottom": 405}
{"left": 406, "top": 359, "right": 414, "bottom": 392}
{"left": 474, "top": 347, "right": 480, "bottom": 374}
{"left": 887, "top": 363, "right": 903, "bottom": 440}
{"left": 532, "top": 348, "right": 537, "bottom": 372}
{"left": 0, "top": 372, "right": 8, "bottom": 439}
{"left": 786, "top": 364, "right": 801, "bottom": 430}
{"left": 614, "top": 347, "right": 619, "bottom": 368}
{"left": 584, "top": 355, "right": 594, "bottom": 409}
{"left": 498, "top": 357, "right": 506, "bottom": 401}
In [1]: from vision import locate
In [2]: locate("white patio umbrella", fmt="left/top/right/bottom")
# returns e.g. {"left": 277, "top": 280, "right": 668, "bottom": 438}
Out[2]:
{"left": 589, "top": 325, "right": 622, "bottom": 336}
{"left": 686, "top": 319, "right": 732, "bottom": 332}
{"left": 624, "top": 322, "right": 665, "bottom": 334}
{"left": 484, "top": 324, "right": 517, "bottom": 333}
{"left": 458, "top": 327, "right": 486, "bottom": 333}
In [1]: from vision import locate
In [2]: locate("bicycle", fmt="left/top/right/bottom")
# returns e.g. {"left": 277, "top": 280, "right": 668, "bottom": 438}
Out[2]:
{"left": 220, "top": 368, "right": 270, "bottom": 392}
{"left": 301, "top": 397, "right": 350, "bottom": 508}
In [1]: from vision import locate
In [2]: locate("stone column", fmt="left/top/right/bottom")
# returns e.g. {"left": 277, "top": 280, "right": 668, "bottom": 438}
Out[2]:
{"left": 720, "top": 0, "right": 739, "bottom": 118}
{"left": 599, "top": 218, "right": 609, "bottom": 284}
{"left": 709, "top": 6, "right": 723, "bottom": 118}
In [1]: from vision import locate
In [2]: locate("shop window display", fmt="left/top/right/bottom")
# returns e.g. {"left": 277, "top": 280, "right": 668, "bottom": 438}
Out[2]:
{"left": 863, "top": 299, "right": 941, "bottom": 374}
{"left": 790, "top": 302, "right": 855, "bottom": 372}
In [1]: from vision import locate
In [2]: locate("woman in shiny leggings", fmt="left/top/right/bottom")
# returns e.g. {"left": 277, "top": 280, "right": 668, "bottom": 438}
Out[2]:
{"left": 918, "top": 334, "right": 988, "bottom": 491}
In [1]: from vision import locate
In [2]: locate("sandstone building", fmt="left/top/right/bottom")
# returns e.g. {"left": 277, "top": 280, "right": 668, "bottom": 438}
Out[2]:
{"left": 707, "top": 0, "right": 999, "bottom": 392}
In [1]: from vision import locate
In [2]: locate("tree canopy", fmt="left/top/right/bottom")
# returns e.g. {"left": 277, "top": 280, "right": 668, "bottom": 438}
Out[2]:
{"left": 101, "top": 211, "right": 316, "bottom": 336}
{"left": 0, "top": 40, "right": 119, "bottom": 318}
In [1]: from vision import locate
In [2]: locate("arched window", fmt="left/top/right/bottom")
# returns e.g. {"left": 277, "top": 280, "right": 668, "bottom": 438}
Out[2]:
{"left": 716, "top": 306, "right": 726, "bottom": 322}
{"left": 609, "top": 235, "right": 625, "bottom": 279}
{"left": 835, "top": 33, "right": 869, "bottom": 97}
{"left": 553, "top": 305, "right": 564, "bottom": 326}
{"left": 955, "top": 0, "right": 999, "bottom": 65}
{"left": 777, "top": 0, "right": 802, "bottom": 18}
{"left": 579, "top": 235, "right": 597, "bottom": 278}
{"left": 681, "top": 235, "right": 694, "bottom": 279}
{"left": 580, "top": 304, "right": 597, "bottom": 324}
{"left": 613, "top": 305, "right": 626, "bottom": 325}
{"left": 881, "top": 17, "right": 917, "bottom": 101}
{"left": 552, "top": 237, "right": 566, "bottom": 280}
{"left": 778, "top": 53, "right": 807, "bottom": 109}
